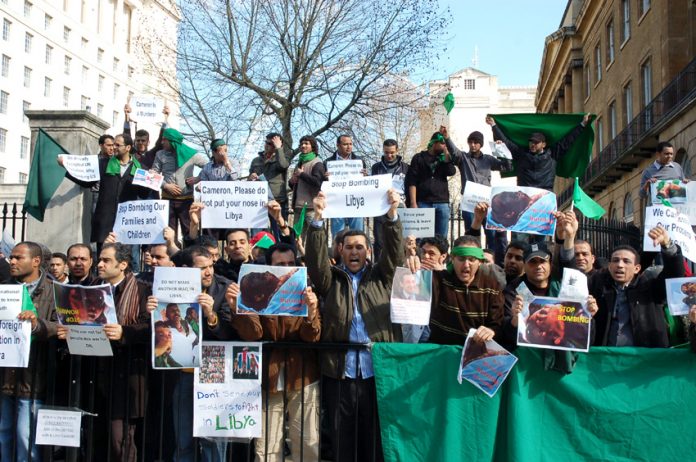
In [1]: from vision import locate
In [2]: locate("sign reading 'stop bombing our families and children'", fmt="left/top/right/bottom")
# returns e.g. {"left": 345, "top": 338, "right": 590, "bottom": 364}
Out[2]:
{"left": 326, "top": 159, "right": 363, "bottom": 178}
{"left": 113, "top": 200, "right": 169, "bottom": 244}
{"left": 152, "top": 267, "right": 202, "bottom": 369}
{"left": 200, "top": 181, "right": 269, "bottom": 229}
{"left": 130, "top": 95, "right": 164, "bottom": 125}
{"left": 486, "top": 186, "right": 557, "bottom": 236}
{"left": 399, "top": 209, "right": 435, "bottom": 238}
{"left": 517, "top": 296, "right": 591, "bottom": 353}
{"left": 460, "top": 182, "right": 492, "bottom": 213}
{"left": 193, "top": 342, "right": 262, "bottom": 438}
{"left": 321, "top": 173, "right": 392, "bottom": 218}
{"left": 237, "top": 265, "right": 307, "bottom": 316}
{"left": 458, "top": 328, "right": 517, "bottom": 398}
{"left": 390, "top": 268, "right": 432, "bottom": 325}
{"left": 60, "top": 155, "right": 100, "bottom": 182}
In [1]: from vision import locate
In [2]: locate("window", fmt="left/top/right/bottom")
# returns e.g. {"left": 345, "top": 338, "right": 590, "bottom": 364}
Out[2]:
{"left": 606, "top": 20, "right": 615, "bottom": 64}
{"left": 113, "top": 83, "right": 120, "bottom": 100}
{"left": 80, "top": 95, "right": 88, "bottom": 110}
{"left": 638, "top": 0, "right": 650, "bottom": 17}
{"left": 24, "top": 0, "right": 32, "bottom": 17}
{"left": 0, "top": 91, "right": 7, "bottom": 114}
{"left": 641, "top": 58, "right": 652, "bottom": 106}
{"left": 97, "top": 103, "right": 103, "bottom": 117}
{"left": 44, "top": 13, "right": 52, "bottom": 30}
{"left": 64, "top": 56, "right": 71, "bottom": 75}
{"left": 97, "top": 48, "right": 104, "bottom": 63}
{"left": 608, "top": 101, "right": 617, "bottom": 139}
{"left": 19, "top": 173, "right": 27, "bottom": 184}
{"left": 23, "top": 67, "right": 31, "bottom": 88}
{"left": 81, "top": 37, "right": 88, "bottom": 49}
{"left": 462, "top": 79, "right": 475, "bottom": 90}
{"left": 583, "top": 64, "right": 591, "bottom": 99}
{"left": 1, "top": 55, "right": 8, "bottom": 77}
{"left": 128, "top": 66, "right": 134, "bottom": 78}
{"left": 45, "top": 45, "right": 53, "bottom": 65}
{"left": 63, "top": 26, "right": 71, "bottom": 43}
{"left": 622, "top": 82, "right": 633, "bottom": 125}
{"left": 594, "top": 44, "right": 602, "bottom": 83}
{"left": 44, "top": 77, "right": 51, "bottom": 97}
{"left": 113, "top": 57, "right": 119, "bottom": 72}
{"left": 620, "top": 0, "right": 630, "bottom": 43}
{"left": 0, "top": 167, "right": 4, "bottom": 183}
{"left": 2, "top": 19, "right": 11, "bottom": 41}
{"left": 623, "top": 192, "right": 634, "bottom": 223}
{"left": 82, "top": 66, "right": 89, "bottom": 84}
{"left": 0, "top": 128, "right": 6, "bottom": 152}
{"left": 20, "top": 136, "right": 29, "bottom": 159}
{"left": 98, "top": 75, "right": 104, "bottom": 92}
{"left": 112, "top": 111, "right": 118, "bottom": 126}
{"left": 596, "top": 116, "right": 604, "bottom": 151}
{"left": 22, "top": 100, "right": 29, "bottom": 123}
{"left": 63, "top": 87, "right": 71, "bottom": 108}
{"left": 24, "top": 32, "right": 33, "bottom": 53}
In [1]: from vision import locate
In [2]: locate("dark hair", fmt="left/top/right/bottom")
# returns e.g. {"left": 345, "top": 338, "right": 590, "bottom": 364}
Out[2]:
{"left": 266, "top": 242, "right": 297, "bottom": 264}
{"left": 16, "top": 241, "right": 43, "bottom": 259}
{"left": 419, "top": 236, "right": 449, "bottom": 254}
{"left": 383, "top": 139, "right": 398, "bottom": 148}
{"left": 266, "top": 132, "right": 281, "bottom": 140}
{"left": 299, "top": 135, "right": 319, "bottom": 156}
{"left": 98, "top": 134, "right": 114, "bottom": 145}
{"left": 225, "top": 228, "right": 250, "bottom": 242}
{"left": 611, "top": 245, "right": 640, "bottom": 263}
{"left": 656, "top": 141, "right": 673, "bottom": 153}
{"left": 67, "top": 243, "right": 93, "bottom": 259}
{"left": 506, "top": 240, "right": 530, "bottom": 254}
{"left": 341, "top": 229, "right": 371, "bottom": 249}
{"left": 150, "top": 243, "right": 176, "bottom": 257}
{"left": 336, "top": 134, "right": 352, "bottom": 145}
{"left": 117, "top": 133, "right": 133, "bottom": 154}
{"left": 453, "top": 235, "right": 481, "bottom": 248}
{"left": 179, "top": 246, "right": 212, "bottom": 267}
{"left": 574, "top": 239, "right": 595, "bottom": 256}
{"left": 333, "top": 228, "right": 351, "bottom": 247}
{"left": 101, "top": 243, "right": 133, "bottom": 271}
{"left": 195, "top": 235, "right": 219, "bottom": 249}
{"left": 483, "top": 249, "right": 494, "bottom": 256}
{"left": 134, "top": 129, "right": 149, "bottom": 138}
{"left": 51, "top": 252, "right": 67, "bottom": 263}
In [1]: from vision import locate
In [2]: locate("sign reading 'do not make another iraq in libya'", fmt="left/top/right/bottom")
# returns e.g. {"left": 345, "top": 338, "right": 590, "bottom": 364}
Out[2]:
{"left": 113, "top": 200, "right": 169, "bottom": 244}
{"left": 200, "top": 181, "right": 269, "bottom": 229}
{"left": 321, "top": 174, "right": 392, "bottom": 218}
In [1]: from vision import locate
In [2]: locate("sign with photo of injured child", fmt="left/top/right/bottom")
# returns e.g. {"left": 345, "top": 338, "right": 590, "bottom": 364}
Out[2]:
{"left": 457, "top": 328, "right": 517, "bottom": 398}
{"left": 486, "top": 186, "right": 557, "bottom": 236}
{"left": 237, "top": 264, "right": 307, "bottom": 316}
{"left": 665, "top": 277, "right": 696, "bottom": 316}
{"left": 517, "top": 296, "right": 591, "bottom": 352}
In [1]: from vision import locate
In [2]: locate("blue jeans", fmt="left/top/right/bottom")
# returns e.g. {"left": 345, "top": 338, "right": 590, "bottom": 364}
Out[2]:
{"left": 172, "top": 373, "right": 227, "bottom": 462}
{"left": 330, "top": 217, "right": 364, "bottom": 239}
{"left": 417, "top": 202, "right": 450, "bottom": 238}
{"left": 0, "top": 395, "right": 42, "bottom": 462}
{"left": 462, "top": 211, "right": 508, "bottom": 266}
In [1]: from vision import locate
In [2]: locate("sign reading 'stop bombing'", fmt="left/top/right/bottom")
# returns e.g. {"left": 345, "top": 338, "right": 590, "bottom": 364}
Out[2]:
{"left": 112, "top": 200, "right": 169, "bottom": 244}
{"left": 320, "top": 174, "right": 392, "bottom": 218}
{"left": 200, "top": 181, "right": 269, "bottom": 229}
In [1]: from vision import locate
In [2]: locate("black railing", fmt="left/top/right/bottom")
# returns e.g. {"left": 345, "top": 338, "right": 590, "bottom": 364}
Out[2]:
{"left": 1, "top": 202, "right": 27, "bottom": 242}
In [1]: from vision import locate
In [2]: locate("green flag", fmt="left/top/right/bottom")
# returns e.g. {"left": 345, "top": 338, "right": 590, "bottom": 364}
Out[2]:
{"left": 23, "top": 129, "right": 69, "bottom": 221}
{"left": 21, "top": 286, "right": 37, "bottom": 315}
{"left": 253, "top": 234, "right": 275, "bottom": 250}
{"left": 491, "top": 113, "right": 596, "bottom": 178}
{"left": 293, "top": 203, "right": 307, "bottom": 236}
{"left": 572, "top": 178, "right": 605, "bottom": 219}
{"left": 443, "top": 92, "right": 455, "bottom": 114}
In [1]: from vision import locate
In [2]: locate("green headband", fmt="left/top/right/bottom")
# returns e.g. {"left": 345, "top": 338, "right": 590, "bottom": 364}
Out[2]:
{"left": 446, "top": 246, "right": 486, "bottom": 273}
{"left": 427, "top": 133, "right": 446, "bottom": 149}
{"left": 210, "top": 138, "right": 226, "bottom": 151}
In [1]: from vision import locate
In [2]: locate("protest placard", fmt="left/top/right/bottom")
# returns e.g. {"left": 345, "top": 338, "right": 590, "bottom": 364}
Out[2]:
{"left": 488, "top": 141, "right": 512, "bottom": 160}
{"left": 486, "top": 186, "right": 556, "bottom": 236}
{"left": 517, "top": 296, "right": 591, "bottom": 352}
{"left": 238, "top": 265, "right": 307, "bottom": 316}
{"left": 390, "top": 268, "right": 432, "bottom": 325}
{"left": 457, "top": 328, "right": 517, "bottom": 398}
{"left": 66, "top": 326, "right": 113, "bottom": 356}
{"left": 200, "top": 181, "right": 269, "bottom": 229}
{"left": 35, "top": 409, "right": 82, "bottom": 447}
{"left": 132, "top": 168, "right": 164, "bottom": 191}
{"left": 0, "top": 285, "right": 22, "bottom": 320}
{"left": 130, "top": 95, "right": 164, "bottom": 126}
{"left": 399, "top": 209, "right": 435, "bottom": 238}
{"left": 53, "top": 283, "right": 117, "bottom": 326}
{"left": 0, "top": 228, "right": 15, "bottom": 258}
{"left": 665, "top": 277, "right": 696, "bottom": 316}
{"left": 112, "top": 200, "right": 168, "bottom": 244}
{"left": 153, "top": 267, "right": 202, "bottom": 303}
{"left": 0, "top": 319, "right": 31, "bottom": 367}
{"left": 651, "top": 179, "right": 688, "bottom": 205}
{"left": 326, "top": 159, "right": 363, "bottom": 178}
{"left": 194, "top": 342, "right": 262, "bottom": 438}
{"left": 321, "top": 174, "right": 391, "bottom": 218}
{"left": 558, "top": 268, "right": 589, "bottom": 300}
{"left": 461, "top": 182, "right": 492, "bottom": 213}
{"left": 643, "top": 205, "right": 696, "bottom": 263}
{"left": 60, "top": 155, "right": 100, "bottom": 182}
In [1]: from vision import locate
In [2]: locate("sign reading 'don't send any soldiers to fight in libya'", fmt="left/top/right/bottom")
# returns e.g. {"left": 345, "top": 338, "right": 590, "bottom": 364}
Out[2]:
{"left": 321, "top": 173, "right": 392, "bottom": 218}
{"left": 113, "top": 200, "right": 169, "bottom": 245}
{"left": 200, "top": 181, "right": 269, "bottom": 229}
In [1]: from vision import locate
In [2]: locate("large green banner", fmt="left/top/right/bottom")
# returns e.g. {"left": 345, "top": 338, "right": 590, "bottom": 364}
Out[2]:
{"left": 373, "top": 344, "right": 696, "bottom": 462}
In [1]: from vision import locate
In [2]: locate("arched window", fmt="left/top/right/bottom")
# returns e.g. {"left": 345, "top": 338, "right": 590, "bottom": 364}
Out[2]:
{"left": 623, "top": 192, "right": 634, "bottom": 223}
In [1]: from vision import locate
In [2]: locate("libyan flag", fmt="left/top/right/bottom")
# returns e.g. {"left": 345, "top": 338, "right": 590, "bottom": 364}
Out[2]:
{"left": 491, "top": 113, "right": 596, "bottom": 179}
{"left": 23, "top": 129, "right": 69, "bottom": 222}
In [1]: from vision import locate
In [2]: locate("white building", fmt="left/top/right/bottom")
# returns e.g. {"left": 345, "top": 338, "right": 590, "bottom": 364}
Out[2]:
{"left": 0, "top": 0, "right": 180, "bottom": 186}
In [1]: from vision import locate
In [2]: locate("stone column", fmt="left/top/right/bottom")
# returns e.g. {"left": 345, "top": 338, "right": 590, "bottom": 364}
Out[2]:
{"left": 24, "top": 110, "right": 109, "bottom": 253}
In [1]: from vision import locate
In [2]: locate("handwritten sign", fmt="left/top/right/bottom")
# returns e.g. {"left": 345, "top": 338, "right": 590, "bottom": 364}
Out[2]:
{"left": 0, "top": 285, "right": 22, "bottom": 320}
{"left": 36, "top": 409, "right": 82, "bottom": 447}
{"left": 321, "top": 174, "right": 391, "bottom": 218}
{"left": 61, "top": 155, "right": 100, "bottom": 182}
{"left": 130, "top": 96, "right": 164, "bottom": 125}
{"left": 66, "top": 326, "right": 113, "bottom": 356}
{"left": 194, "top": 342, "right": 262, "bottom": 438}
{"left": 327, "top": 159, "right": 363, "bottom": 178}
{"left": 399, "top": 209, "right": 435, "bottom": 238}
{"left": 200, "top": 181, "right": 269, "bottom": 229}
{"left": 0, "top": 320, "right": 31, "bottom": 367}
{"left": 643, "top": 205, "right": 696, "bottom": 263}
{"left": 461, "top": 182, "right": 492, "bottom": 213}
{"left": 113, "top": 200, "right": 168, "bottom": 244}
{"left": 132, "top": 168, "right": 164, "bottom": 191}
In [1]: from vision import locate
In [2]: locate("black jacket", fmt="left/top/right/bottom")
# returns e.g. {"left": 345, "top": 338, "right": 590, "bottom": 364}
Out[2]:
{"left": 404, "top": 151, "right": 456, "bottom": 203}
{"left": 588, "top": 244, "right": 684, "bottom": 348}
{"left": 371, "top": 156, "right": 409, "bottom": 206}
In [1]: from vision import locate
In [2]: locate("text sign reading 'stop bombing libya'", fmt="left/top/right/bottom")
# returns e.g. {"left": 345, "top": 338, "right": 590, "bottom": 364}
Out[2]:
{"left": 200, "top": 181, "right": 269, "bottom": 229}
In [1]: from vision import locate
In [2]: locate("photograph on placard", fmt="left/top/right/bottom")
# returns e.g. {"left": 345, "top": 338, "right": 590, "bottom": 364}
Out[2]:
{"left": 486, "top": 186, "right": 556, "bottom": 236}
{"left": 200, "top": 344, "right": 226, "bottom": 384}
{"left": 457, "top": 328, "right": 517, "bottom": 398}
{"left": 232, "top": 345, "right": 261, "bottom": 380}
{"left": 53, "top": 283, "right": 118, "bottom": 326}
{"left": 237, "top": 264, "right": 307, "bottom": 316}
{"left": 390, "top": 267, "right": 432, "bottom": 326}
{"left": 665, "top": 277, "right": 696, "bottom": 316}
{"left": 651, "top": 179, "right": 687, "bottom": 205}
{"left": 517, "top": 296, "right": 591, "bottom": 352}
{"left": 152, "top": 301, "right": 201, "bottom": 368}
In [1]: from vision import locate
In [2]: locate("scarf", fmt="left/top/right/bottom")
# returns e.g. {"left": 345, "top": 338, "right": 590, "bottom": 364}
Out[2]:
{"left": 163, "top": 128, "right": 198, "bottom": 168}
{"left": 116, "top": 272, "right": 142, "bottom": 325}
{"left": 298, "top": 151, "right": 317, "bottom": 165}
{"left": 446, "top": 246, "right": 486, "bottom": 273}
{"left": 427, "top": 134, "right": 448, "bottom": 171}
{"left": 105, "top": 155, "right": 141, "bottom": 176}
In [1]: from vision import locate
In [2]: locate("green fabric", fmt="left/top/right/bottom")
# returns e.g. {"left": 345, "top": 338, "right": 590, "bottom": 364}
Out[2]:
{"left": 293, "top": 203, "right": 307, "bottom": 236}
{"left": 373, "top": 343, "right": 696, "bottom": 462}
{"left": 210, "top": 138, "right": 226, "bottom": 151}
{"left": 23, "top": 129, "right": 70, "bottom": 222}
{"left": 427, "top": 133, "right": 446, "bottom": 150}
{"left": 163, "top": 128, "right": 198, "bottom": 168}
{"left": 105, "top": 155, "right": 141, "bottom": 176}
{"left": 298, "top": 151, "right": 316, "bottom": 164}
{"left": 446, "top": 246, "right": 486, "bottom": 273}
{"left": 253, "top": 234, "right": 275, "bottom": 250}
{"left": 443, "top": 92, "right": 455, "bottom": 114}
{"left": 572, "top": 177, "right": 605, "bottom": 219}
{"left": 22, "top": 286, "right": 38, "bottom": 343}
{"left": 491, "top": 113, "right": 596, "bottom": 178}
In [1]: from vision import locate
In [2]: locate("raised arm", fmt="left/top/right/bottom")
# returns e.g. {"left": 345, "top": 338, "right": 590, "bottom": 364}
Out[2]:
{"left": 304, "top": 192, "right": 333, "bottom": 296}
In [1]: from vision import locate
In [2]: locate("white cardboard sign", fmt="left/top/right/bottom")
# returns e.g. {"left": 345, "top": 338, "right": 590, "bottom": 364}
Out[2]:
{"left": 66, "top": 326, "right": 113, "bottom": 356}
{"left": 113, "top": 200, "right": 169, "bottom": 244}
{"left": 399, "top": 209, "right": 436, "bottom": 238}
{"left": 643, "top": 205, "right": 696, "bottom": 263}
{"left": 327, "top": 159, "right": 363, "bottom": 178}
{"left": 200, "top": 181, "right": 269, "bottom": 229}
{"left": 321, "top": 174, "right": 391, "bottom": 218}
{"left": 61, "top": 155, "right": 100, "bottom": 182}
{"left": 0, "top": 285, "right": 23, "bottom": 320}
{"left": 35, "top": 409, "right": 82, "bottom": 447}
{"left": 461, "top": 182, "right": 492, "bottom": 213}
{"left": 0, "top": 319, "right": 31, "bottom": 367}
